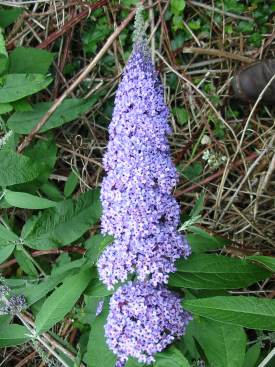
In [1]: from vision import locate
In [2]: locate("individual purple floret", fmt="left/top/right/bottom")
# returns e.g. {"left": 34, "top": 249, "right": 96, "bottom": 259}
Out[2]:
{"left": 105, "top": 281, "right": 192, "bottom": 366}
{"left": 97, "top": 40, "right": 191, "bottom": 289}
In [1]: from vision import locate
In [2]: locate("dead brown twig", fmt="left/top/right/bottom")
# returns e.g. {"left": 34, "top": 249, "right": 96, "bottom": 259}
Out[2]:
{"left": 0, "top": 246, "right": 85, "bottom": 270}
{"left": 175, "top": 151, "right": 258, "bottom": 196}
{"left": 37, "top": 0, "right": 109, "bottom": 49}
{"left": 182, "top": 47, "right": 254, "bottom": 64}
{"left": 17, "top": 4, "right": 140, "bottom": 154}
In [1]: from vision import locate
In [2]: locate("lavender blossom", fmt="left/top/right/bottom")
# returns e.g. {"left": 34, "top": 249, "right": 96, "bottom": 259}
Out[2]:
{"left": 97, "top": 41, "right": 190, "bottom": 289}
{"left": 96, "top": 299, "right": 104, "bottom": 317}
{"left": 105, "top": 281, "right": 192, "bottom": 366}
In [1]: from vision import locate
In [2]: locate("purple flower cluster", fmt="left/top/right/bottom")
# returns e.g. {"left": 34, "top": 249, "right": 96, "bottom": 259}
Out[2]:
{"left": 98, "top": 43, "right": 190, "bottom": 290}
{"left": 105, "top": 281, "right": 192, "bottom": 366}
{"left": 97, "top": 16, "right": 191, "bottom": 365}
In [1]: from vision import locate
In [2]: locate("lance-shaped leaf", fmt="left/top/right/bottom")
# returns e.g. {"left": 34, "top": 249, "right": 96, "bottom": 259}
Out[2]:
{"left": 192, "top": 318, "right": 246, "bottom": 367}
{"left": 8, "top": 97, "right": 96, "bottom": 133}
{"left": 183, "top": 296, "right": 275, "bottom": 330}
{"left": 0, "top": 324, "right": 31, "bottom": 347}
{"left": 0, "top": 151, "right": 39, "bottom": 187}
{"left": 169, "top": 254, "right": 271, "bottom": 289}
{"left": 4, "top": 189, "right": 57, "bottom": 209}
{"left": 35, "top": 268, "right": 91, "bottom": 334}
{"left": 86, "top": 301, "right": 117, "bottom": 367}
{"left": 23, "top": 189, "right": 101, "bottom": 249}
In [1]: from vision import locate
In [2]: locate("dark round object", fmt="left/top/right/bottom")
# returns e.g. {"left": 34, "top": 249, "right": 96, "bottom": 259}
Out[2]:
{"left": 231, "top": 59, "right": 275, "bottom": 104}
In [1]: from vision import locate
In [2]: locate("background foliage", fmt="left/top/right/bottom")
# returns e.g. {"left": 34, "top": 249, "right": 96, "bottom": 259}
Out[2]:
{"left": 0, "top": 1, "right": 274, "bottom": 367}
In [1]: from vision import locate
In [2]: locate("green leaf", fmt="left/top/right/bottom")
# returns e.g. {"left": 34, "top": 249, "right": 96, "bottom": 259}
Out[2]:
{"left": 51, "top": 258, "right": 87, "bottom": 276}
{"left": 16, "top": 259, "right": 88, "bottom": 306}
{"left": 0, "top": 150, "right": 39, "bottom": 187}
{"left": 243, "top": 342, "right": 261, "bottom": 367}
{"left": 9, "top": 47, "right": 54, "bottom": 74}
{"left": 169, "top": 254, "right": 271, "bottom": 289}
{"left": 8, "top": 98, "right": 96, "bottom": 134}
{"left": 0, "top": 74, "right": 52, "bottom": 103}
{"left": 248, "top": 255, "right": 275, "bottom": 272}
{"left": 15, "top": 273, "right": 66, "bottom": 306}
{"left": 12, "top": 98, "right": 33, "bottom": 112}
{"left": 154, "top": 347, "right": 190, "bottom": 367}
{"left": 0, "top": 103, "right": 13, "bottom": 114}
{"left": 24, "top": 189, "right": 101, "bottom": 249}
{"left": 0, "top": 315, "right": 12, "bottom": 326}
{"left": 0, "top": 8, "right": 22, "bottom": 29}
{"left": 0, "top": 324, "right": 31, "bottom": 347}
{"left": 41, "top": 181, "right": 64, "bottom": 201}
{"left": 171, "top": 0, "right": 186, "bottom": 15}
{"left": 84, "top": 234, "right": 113, "bottom": 265}
{"left": 86, "top": 302, "right": 117, "bottom": 367}
{"left": 35, "top": 268, "right": 91, "bottom": 334}
{"left": 0, "top": 224, "right": 19, "bottom": 245}
{"left": 0, "top": 244, "right": 15, "bottom": 264}
{"left": 85, "top": 279, "right": 113, "bottom": 298}
{"left": 0, "top": 31, "right": 8, "bottom": 75}
{"left": 190, "top": 193, "right": 205, "bottom": 218}
{"left": 64, "top": 171, "right": 78, "bottom": 197}
{"left": 21, "top": 137, "right": 57, "bottom": 190}
{"left": 193, "top": 318, "right": 246, "bottom": 367}
{"left": 188, "top": 19, "right": 201, "bottom": 30}
{"left": 14, "top": 248, "right": 38, "bottom": 276}
{"left": 4, "top": 189, "right": 57, "bottom": 209}
{"left": 125, "top": 358, "right": 145, "bottom": 367}
{"left": 183, "top": 296, "right": 275, "bottom": 330}
{"left": 181, "top": 162, "right": 203, "bottom": 182}
{"left": 173, "top": 107, "right": 189, "bottom": 125}
{"left": 186, "top": 226, "right": 230, "bottom": 253}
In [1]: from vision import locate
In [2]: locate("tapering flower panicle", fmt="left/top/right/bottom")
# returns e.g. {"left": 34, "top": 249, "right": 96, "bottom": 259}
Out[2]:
{"left": 105, "top": 281, "right": 192, "bottom": 366}
{"left": 97, "top": 8, "right": 192, "bottom": 364}
{"left": 98, "top": 43, "right": 191, "bottom": 289}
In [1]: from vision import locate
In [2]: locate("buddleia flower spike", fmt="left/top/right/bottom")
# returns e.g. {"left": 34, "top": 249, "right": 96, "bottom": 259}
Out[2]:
{"left": 97, "top": 5, "right": 192, "bottom": 366}
{"left": 97, "top": 3, "right": 191, "bottom": 290}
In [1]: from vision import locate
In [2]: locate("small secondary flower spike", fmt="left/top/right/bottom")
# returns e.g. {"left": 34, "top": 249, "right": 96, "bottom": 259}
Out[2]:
{"left": 98, "top": 8, "right": 191, "bottom": 290}
{"left": 105, "top": 281, "right": 192, "bottom": 365}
